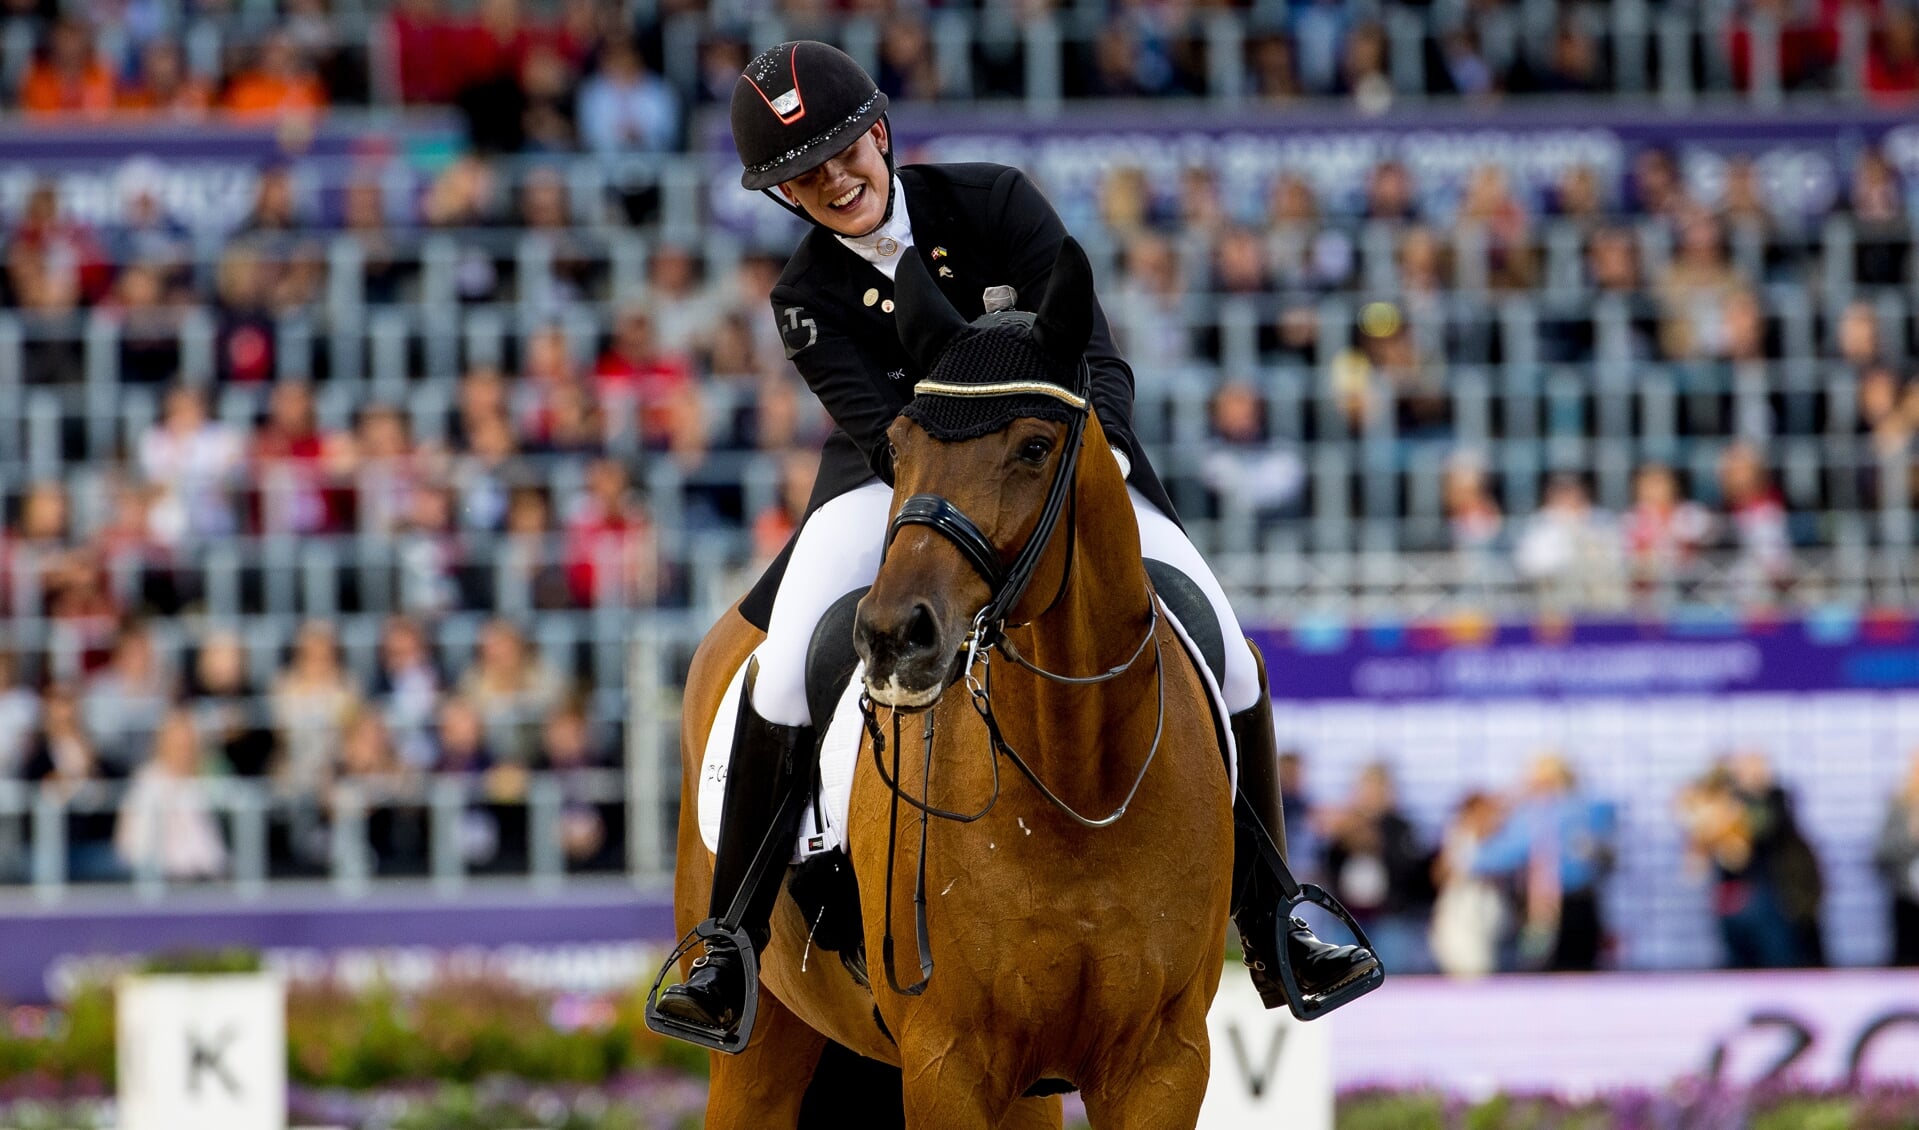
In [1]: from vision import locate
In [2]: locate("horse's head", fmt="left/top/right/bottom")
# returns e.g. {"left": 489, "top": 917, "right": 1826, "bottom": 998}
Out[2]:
{"left": 855, "top": 237, "right": 1105, "bottom": 708}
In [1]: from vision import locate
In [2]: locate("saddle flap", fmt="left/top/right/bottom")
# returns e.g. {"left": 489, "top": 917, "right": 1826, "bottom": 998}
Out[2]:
{"left": 1144, "top": 559, "right": 1226, "bottom": 690}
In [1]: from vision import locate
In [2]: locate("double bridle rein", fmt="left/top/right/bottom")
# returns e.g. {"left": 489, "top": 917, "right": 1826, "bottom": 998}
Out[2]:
{"left": 861, "top": 364, "right": 1168, "bottom": 995}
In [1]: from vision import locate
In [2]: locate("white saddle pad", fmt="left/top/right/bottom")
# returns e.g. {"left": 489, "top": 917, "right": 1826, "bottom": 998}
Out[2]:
{"left": 697, "top": 601, "right": 1237, "bottom": 862}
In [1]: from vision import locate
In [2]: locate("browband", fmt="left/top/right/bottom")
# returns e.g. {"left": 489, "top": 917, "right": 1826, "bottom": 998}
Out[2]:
{"left": 912, "top": 380, "right": 1088, "bottom": 410}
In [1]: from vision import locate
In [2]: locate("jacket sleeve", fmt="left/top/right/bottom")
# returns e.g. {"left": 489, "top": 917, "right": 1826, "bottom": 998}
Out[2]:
{"left": 986, "top": 167, "right": 1143, "bottom": 471}
{"left": 770, "top": 283, "right": 896, "bottom": 485}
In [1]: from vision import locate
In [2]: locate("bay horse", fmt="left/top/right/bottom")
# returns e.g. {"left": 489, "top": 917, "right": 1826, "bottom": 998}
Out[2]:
{"left": 664, "top": 239, "right": 1232, "bottom": 1128}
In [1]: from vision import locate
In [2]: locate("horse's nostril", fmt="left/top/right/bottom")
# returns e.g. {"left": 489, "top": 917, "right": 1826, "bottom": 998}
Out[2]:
{"left": 906, "top": 602, "right": 939, "bottom": 654}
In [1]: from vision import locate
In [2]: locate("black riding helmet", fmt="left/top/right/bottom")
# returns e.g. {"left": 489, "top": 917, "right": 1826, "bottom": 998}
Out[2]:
{"left": 731, "top": 41, "right": 894, "bottom": 222}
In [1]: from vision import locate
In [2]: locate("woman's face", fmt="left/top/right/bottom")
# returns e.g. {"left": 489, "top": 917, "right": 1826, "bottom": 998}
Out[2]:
{"left": 776, "top": 122, "right": 891, "bottom": 237}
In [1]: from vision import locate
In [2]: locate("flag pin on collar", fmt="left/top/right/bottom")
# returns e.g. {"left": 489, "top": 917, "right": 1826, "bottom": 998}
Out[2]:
{"left": 931, "top": 247, "right": 947, "bottom": 259}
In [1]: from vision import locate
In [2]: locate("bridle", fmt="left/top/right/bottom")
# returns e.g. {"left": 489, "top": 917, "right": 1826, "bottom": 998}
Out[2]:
{"left": 861, "top": 360, "right": 1167, "bottom": 995}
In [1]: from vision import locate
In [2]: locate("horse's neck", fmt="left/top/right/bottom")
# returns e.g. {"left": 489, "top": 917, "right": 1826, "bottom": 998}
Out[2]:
{"left": 991, "top": 456, "right": 1158, "bottom": 796}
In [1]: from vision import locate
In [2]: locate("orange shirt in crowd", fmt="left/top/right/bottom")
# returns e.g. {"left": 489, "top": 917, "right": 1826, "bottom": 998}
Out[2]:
{"left": 19, "top": 61, "right": 116, "bottom": 116}
{"left": 221, "top": 73, "right": 327, "bottom": 118}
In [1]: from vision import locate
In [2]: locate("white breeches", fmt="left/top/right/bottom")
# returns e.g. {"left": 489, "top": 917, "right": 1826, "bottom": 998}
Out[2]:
{"left": 753, "top": 480, "right": 1259, "bottom": 726}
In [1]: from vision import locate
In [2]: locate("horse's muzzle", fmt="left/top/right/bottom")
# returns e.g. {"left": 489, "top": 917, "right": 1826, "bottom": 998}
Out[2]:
{"left": 855, "top": 598, "right": 960, "bottom": 709}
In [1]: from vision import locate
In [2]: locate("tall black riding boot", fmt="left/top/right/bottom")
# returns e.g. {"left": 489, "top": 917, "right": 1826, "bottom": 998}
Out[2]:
{"left": 1230, "top": 641, "right": 1381, "bottom": 1011}
{"left": 656, "top": 662, "right": 817, "bottom": 1035}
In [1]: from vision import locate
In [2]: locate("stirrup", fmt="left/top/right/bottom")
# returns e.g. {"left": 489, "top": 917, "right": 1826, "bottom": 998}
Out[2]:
{"left": 644, "top": 919, "right": 762, "bottom": 1054}
{"left": 1269, "top": 885, "right": 1385, "bottom": 1021}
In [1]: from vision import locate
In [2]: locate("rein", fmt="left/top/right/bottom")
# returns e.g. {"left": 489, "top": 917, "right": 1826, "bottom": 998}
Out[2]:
{"left": 863, "top": 362, "right": 1168, "bottom": 996}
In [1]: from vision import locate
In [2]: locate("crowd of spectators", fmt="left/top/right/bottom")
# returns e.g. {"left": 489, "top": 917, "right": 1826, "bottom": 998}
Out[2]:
{"left": 1283, "top": 746, "right": 1919, "bottom": 974}
{"left": 6, "top": 1, "right": 1919, "bottom": 140}
{"left": 3, "top": 613, "right": 626, "bottom": 882}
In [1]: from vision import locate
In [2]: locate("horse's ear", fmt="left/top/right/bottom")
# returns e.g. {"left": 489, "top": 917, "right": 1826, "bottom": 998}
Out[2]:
{"left": 894, "top": 251, "right": 969, "bottom": 370}
{"left": 1031, "top": 236, "right": 1095, "bottom": 364}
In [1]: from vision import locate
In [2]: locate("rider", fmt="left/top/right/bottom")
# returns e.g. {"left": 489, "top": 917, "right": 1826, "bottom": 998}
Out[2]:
{"left": 656, "top": 40, "right": 1379, "bottom": 1038}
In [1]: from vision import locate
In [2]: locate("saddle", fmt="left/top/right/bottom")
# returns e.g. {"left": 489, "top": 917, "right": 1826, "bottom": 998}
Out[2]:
{"left": 697, "top": 561, "right": 1231, "bottom": 866}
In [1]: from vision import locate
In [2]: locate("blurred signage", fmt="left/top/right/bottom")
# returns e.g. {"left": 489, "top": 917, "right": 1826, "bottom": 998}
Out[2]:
{"left": 1333, "top": 971, "right": 1919, "bottom": 1092}
{"left": 1250, "top": 613, "right": 1919, "bottom": 700}
{"left": 703, "top": 104, "right": 1918, "bottom": 243}
{"left": 1201, "top": 976, "right": 1332, "bottom": 1130}
{"left": 117, "top": 973, "right": 286, "bottom": 1130}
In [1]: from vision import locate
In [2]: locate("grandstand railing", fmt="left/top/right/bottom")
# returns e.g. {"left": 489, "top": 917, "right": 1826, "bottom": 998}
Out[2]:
{"left": 0, "top": 766, "right": 629, "bottom": 899}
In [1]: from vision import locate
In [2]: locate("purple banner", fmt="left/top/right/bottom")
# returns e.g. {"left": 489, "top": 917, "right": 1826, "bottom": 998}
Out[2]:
{"left": 703, "top": 101, "right": 1919, "bottom": 242}
{"left": 0, "top": 888, "right": 678, "bottom": 1003}
{"left": 1250, "top": 612, "right": 1919, "bottom": 701}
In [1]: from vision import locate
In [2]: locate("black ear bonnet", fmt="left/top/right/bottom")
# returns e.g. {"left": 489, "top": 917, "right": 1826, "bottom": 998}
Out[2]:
{"left": 895, "top": 237, "right": 1096, "bottom": 442}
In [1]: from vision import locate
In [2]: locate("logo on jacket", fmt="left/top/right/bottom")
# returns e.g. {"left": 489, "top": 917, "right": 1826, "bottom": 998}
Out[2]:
{"left": 781, "top": 306, "right": 818, "bottom": 358}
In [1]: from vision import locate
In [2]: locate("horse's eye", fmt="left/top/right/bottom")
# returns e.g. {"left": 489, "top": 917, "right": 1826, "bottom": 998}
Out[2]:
{"left": 1017, "top": 437, "right": 1052, "bottom": 465}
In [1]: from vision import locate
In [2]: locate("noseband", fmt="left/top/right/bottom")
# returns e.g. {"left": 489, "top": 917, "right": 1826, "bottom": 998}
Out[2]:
{"left": 883, "top": 365, "right": 1091, "bottom": 649}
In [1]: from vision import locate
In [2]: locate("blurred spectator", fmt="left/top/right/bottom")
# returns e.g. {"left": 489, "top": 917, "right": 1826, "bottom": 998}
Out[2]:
{"left": 1317, "top": 762, "right": 1434, "bottom": 974}
{"left": 1248, "top": 33, "right": 1303, "bottom": 102}
{"left": 1623, "top": 462, "right": 1712, "bottom": 594}
{"left": 1717, "top": 442, "right": 1792, "bottom": 597}
{"left": 1868, "top": 7, "right": 1919, "bottom": 105}
{"left": 352, "top": 404, "right": 424, "bottom": 537}
{"left": 1338, "top": 21, "right": 1393, "bottom": 114}
{"left": 10, "top": 180, "right": 113, "bottom": 318}
{"left": 334, "top": 708, "right": 427, "bottom": 875}
{"left": 1443, "top": 452, "right": 1504, "bottom": 556}
{"left": 519, "top": 42, "right": 577, "bottom": 152}
{"left": 539, "top": 697, "right": 614, "bottom": 869}
{"left": 116, "top": 38, "right": 212, "bottom": 115}
{"left": 107, "top": 264, "right": 183, "bottom": 386}
{"left": 389, "top": 0, "right": 463, "bottom": 105}
{"left": 1097, "top": 167, "right": 1155, "bottom": 238}
{"left": 1514, "top": 473, "right": 1627, "bottom": 610}
{"left": 1875, "top": 750, "right": 1919, "bottom": 966}
{"left": 595, "top": 304, "right": 694, "bottom": 448}
{"left": 271, "top": 620, "right": 361, "bottom": 795}
{"left": 397, "top": 484, "right": 466, "bottom": 614}
{"left": 222, "top": 32, "right": 328, "bottom": 118}
{"left": 1277, "top": 752, "right": 1315, "bottom": 867}
{"left": 1849, "top": 148, "right": 1911, "bottom": 286}
{"left": 1471, "top": 754, "right": 1615, "bottom": 972}
{"left": 189, "top": 629, "right": 273, "bottom": 779}
{"left": 253, "top": 381, "right": 350, "bottom": 536}
{"left": 1456, "top": 164, "right": 1535, "bottom": 291}
{"left": 1630, "top": 147, "right": 1688, "bottom": 221}
{"left": 1199, "top": 383, "right": 1306, "bottom": 523}
{"left": 1430, "top": 791, "right": 1510, "bottom": 978}
{"left": 1659, "top": 206, "right": 1745, "bottom": 360}
{"left": 342, "top": 179, "right": 403, "bottom": 305}
{"left": 0, "top": 653, "right": 38, "bottom": 780}
{"left": 371, "top": 616, "right": 444, "bottom": 772}
{"left": 139, "top": 386, "right": 245, "bottom": 543}
{"left": 114, "top": 708, "right": 225, "bottom": 880}
{"left": 1429, "top": 27, "right": 1495, "bottom": 99}
{"left": 577, "top": 35, "right": 678, "bottom": 154}
{"left": 429, "top": 696, "right": 514, "bottom": 869}
{"left": 1680, "top": 751, "right": 1824, "bottom": 968}
{"left": 458, "top": 618, "right": 564, "bottom": 763}
{"left": 500, "top": 486, "right": 573, "bottom": 610}
{"left": 1364, "top": 160, "right": 1419, "bottom": 223}
{"left": 1508, "top": 17, "right": 1604, "bottom": 95}
{"left": 81, "top": 621, "right": 174, "bottom": 775}
{"left": 750, "top": 451, "right": 815, "bottom": 572}
{"left": 453, "top": 409, "right": 527, "bottom": 532}
{"left": 20, "top": 18, "right": 116, "bottom": 116}
{"left": 19, "top": 683, "right": 120, "bottom": 881}
{"left": 564, "top": 457, "right": 659, "bottom": 607}
{"left": 645, "top": 245, "right": 724, "bottom": 356}
{"left": 1111, "top": 234, "right": 1192, "bottom": 370}
{"left": 213, "top": 246, "right": 279, "bottom": 382}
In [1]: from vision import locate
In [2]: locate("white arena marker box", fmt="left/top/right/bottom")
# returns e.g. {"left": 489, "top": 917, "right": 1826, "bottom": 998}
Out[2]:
{"left": 117, "top": 973, "right": 287, "bottom": 1130}
{"left": 1199, "top": 974, "right": 1333, "bottom": 1130}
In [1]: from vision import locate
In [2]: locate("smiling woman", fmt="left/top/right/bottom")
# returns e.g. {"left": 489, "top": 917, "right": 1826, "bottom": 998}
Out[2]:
{"left": 650, "top": 39, "right": 1376, "bottom": 1074}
